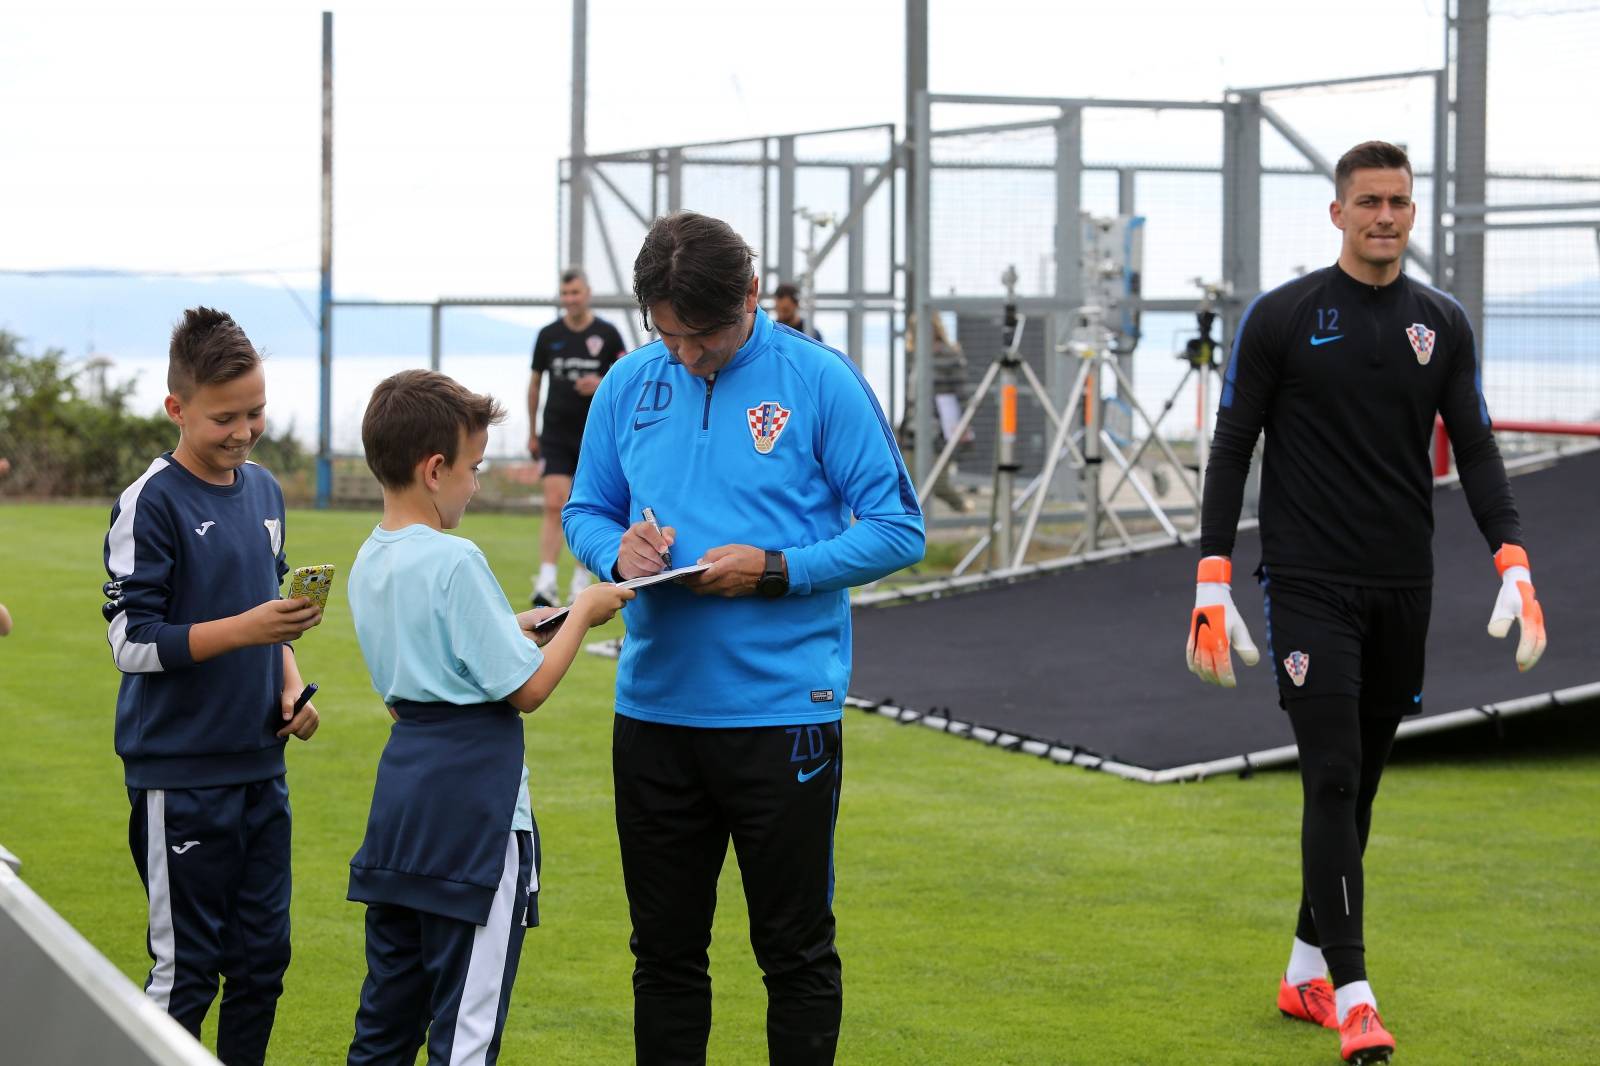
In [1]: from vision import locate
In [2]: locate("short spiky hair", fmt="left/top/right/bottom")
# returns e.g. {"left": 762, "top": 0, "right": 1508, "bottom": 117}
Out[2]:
{"left": 167, "top": 307, "right": 261, "bottom": 398}
{"left": 560, "top": 267, "right": 588, "bottom": 286}
{"left": 1334, "top": 140, "right": 1413, "bottom": 201}
{"left": 633, "top": 211, "right": 756, "bottom": 333}
{"left": 361, "top": 369, "right": 506, "bottom": 488}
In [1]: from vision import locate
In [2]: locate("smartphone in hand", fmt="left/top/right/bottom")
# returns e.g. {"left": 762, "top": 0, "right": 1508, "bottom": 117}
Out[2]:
{"left": 289, "top": 564, "right": 337, "bottom": 608}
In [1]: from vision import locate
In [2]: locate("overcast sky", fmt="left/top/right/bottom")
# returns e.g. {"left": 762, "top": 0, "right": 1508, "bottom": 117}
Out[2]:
{"left": 2, "top": 0, "right": 1594, "bottom": 302}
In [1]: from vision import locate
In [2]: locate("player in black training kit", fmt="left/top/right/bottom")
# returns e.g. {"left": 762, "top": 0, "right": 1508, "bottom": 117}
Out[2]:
{"left": 1184, "top": 141, "right": 1548, "bottom": 1065}
{"left": 528, "top": 267, "right": 627, "bottom": 607}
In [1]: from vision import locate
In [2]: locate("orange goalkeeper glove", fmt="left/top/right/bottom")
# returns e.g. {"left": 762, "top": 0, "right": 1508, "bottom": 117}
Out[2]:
{"left": 1186, "top": 556, "right": 1260, "bottom": 688}
{"left": 1488, "top": 544, "right": 1547, "bottom": 672}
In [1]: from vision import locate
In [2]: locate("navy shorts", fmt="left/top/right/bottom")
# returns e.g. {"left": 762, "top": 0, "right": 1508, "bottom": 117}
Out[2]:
{"left": 1258, "top": 569, "right": 1431, "bottom": 716}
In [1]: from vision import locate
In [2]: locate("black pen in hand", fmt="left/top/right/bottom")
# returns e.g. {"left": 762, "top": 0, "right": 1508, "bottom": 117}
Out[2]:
{"left": 642, "top": 507, "right": 672, "bottom": 568}
{"left": 292, "top": 682, "right": 318, "bottom": 715}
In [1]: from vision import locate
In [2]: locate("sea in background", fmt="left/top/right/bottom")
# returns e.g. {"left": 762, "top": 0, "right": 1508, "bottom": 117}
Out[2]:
{"left": 4, "top": 274, "right": 1597, "bottom": 462}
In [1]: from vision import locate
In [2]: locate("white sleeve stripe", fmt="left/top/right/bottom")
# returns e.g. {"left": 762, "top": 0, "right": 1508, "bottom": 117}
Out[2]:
{"left": 106, "top": 456, "right": 171, "bottom": 578}
{"left": 107, "top": 611, "right": 165, "bottom": 673}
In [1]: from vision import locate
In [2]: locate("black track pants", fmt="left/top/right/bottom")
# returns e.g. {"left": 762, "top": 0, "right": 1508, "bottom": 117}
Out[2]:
{"left": 613, "top": 715, "right": 843, "bottom": 1066}
{"left": 1287, "top": 699, "right": 1402, "bottom": 987}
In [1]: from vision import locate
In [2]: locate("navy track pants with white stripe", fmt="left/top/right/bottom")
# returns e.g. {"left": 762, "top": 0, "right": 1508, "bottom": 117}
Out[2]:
{"left": 347, "top": 830, "right": 537, "bottom": 1066}
{"left": 128, "top": 777, "right": 293, "bottom": 1066}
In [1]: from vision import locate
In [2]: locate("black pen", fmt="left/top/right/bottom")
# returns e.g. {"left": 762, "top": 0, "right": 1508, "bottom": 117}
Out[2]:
{"left": 292, "top": 682, "right": 318, "bottom": 714}
{"left": 641, "top": 507, "right": 672, "bottom": 568}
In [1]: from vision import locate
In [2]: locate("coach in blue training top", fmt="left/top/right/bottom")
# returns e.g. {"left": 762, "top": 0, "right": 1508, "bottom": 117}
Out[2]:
{"left": 564, "top": 210, "right": 925, "bottom": 1065}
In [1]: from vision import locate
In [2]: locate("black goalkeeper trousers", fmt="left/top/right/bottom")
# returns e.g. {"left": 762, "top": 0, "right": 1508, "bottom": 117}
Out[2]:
{"left": 613, "top": 715, "right": 843, "bottom": 1066}
{"left": 1288, "top": 698, "right": 1403, "bottom": 988}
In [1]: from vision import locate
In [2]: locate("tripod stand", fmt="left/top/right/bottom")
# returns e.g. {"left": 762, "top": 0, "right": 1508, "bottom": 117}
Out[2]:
{"left": 1008, "top": 304, "right": 1203, "bottom": 564}
{"left": 1095, "top": 278, "right": 1229, "bottom": 518}
{"left": 915, "top": 267, "right": 1060, "bottom": 569}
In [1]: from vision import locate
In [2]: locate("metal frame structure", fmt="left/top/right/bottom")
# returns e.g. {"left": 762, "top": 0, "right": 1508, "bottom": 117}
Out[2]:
{"left": 311, "top": 0, "right": 1597, "bottom": 510}
{"left": 556, "top": 123, "right": 899, "bottom": 376}
{"left": 909, "top": 92, "right": 1232, "bottom": 499}
{"left": 904, "top": 82, "right": 1460, "bottom": 573}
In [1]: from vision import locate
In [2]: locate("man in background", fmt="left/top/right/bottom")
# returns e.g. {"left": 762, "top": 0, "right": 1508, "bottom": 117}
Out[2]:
{"left": 771, "top": 282, "right": 823, "bottom": 342}
{"left": 528, "top": 267, "right": 627, "bottom": 607}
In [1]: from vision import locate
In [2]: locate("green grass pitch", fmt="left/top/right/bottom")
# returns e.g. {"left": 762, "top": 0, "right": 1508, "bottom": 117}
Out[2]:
{"left": 1, "top": 502, "right": 1597, "bottom": 1064}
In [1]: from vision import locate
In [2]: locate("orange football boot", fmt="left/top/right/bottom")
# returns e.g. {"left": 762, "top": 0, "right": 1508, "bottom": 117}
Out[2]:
{"left": 1277, "top": 974, "right": 1337, "bottom": 1029}
{"left": 1339, "top": 1003, "right": 1395, "bottom": 1064}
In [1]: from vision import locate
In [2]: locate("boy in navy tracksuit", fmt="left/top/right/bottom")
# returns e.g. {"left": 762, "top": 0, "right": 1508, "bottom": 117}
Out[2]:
{"left": 103, "top": 307, "right": 323, "bottom": 1066}
{"left": 344, "top": 369, "right": 630, "bottom": 1065}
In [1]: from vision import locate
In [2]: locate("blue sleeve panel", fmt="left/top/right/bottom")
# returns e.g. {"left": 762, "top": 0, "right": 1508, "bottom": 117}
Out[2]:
{"left": 103, "top": 456, "right": 289, "bottom": 788}
{"left": 1202, "top": 282, "right": 1286, "bottom": 560}
{"left": 564, "top": 311, "right": 925, "bottom": 728}
{"left": 1427, "top": 285, "right": 1521, "bottom": 553}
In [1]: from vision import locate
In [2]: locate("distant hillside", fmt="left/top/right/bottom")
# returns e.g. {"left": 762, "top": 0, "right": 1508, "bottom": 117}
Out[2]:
{"left": 0, "top": 274, "right": 541, "bottom": 360}
{"left": 2, "top": 271, "right": 1589, "bottom": 366}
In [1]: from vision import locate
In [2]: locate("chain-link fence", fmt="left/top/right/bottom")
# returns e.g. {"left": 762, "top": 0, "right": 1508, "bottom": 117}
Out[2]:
{"left": 559, "top": 124, "right": 899, "bottom": 402}
{"left": 291, "top": 8, "right": 1594, "bottom": 517}
{"left": 905, "top": 55, "right": 1596, "bottom": 535}
{"left": 1473, "top": 2, "right": 1600, "bottom": 427}
{"left": 1257, "top": 74, "right": 1443, "bottom": 290}
{"left": 909, "top": 93, "right": 1242, "bottom": 550}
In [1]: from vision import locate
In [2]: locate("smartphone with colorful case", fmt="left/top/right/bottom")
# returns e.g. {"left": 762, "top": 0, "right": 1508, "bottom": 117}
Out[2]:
{"left": 288, "top": 564, "right": 336, "bottom": 608}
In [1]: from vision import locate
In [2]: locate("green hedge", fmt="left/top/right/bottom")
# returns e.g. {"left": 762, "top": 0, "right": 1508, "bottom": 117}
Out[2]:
{"left": 0, "top": 329, "right": 305, "bottom": 499}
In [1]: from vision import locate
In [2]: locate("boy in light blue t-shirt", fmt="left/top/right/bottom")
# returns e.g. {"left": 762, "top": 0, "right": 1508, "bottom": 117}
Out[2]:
{"left": 344, "top": 369, "right": 629, "bottom": 1066}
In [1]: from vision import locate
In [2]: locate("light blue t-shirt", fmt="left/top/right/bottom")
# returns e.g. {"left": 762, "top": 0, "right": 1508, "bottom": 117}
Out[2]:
{"left": 348, "top": 523, "right": 541, "bottom": 831}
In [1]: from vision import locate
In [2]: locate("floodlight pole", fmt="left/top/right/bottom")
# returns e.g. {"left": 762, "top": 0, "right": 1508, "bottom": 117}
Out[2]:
{"left": 906, "top": 0, "right": 929, "bottom": 485}
{"left": 1448, "top": 0, "right": 1489, "bottom": 346}
{"left": 316, "top": 11, "right": 333, "bottom": 510}
{"left": 568, "top": 0, "right": 588, "bottom": 269}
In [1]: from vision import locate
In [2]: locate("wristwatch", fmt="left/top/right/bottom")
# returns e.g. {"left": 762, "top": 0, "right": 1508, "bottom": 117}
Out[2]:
{"left": 756, "top": 549, "right": 789, "bottom": 599}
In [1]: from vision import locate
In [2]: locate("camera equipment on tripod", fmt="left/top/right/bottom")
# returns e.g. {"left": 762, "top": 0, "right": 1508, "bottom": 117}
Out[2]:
{"left": 1180, "top": 278, "right": 1231, "bottom": 372}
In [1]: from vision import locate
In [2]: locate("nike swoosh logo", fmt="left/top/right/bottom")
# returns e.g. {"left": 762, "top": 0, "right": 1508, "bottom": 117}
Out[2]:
{"left": 633, "top": 416, "right": 668, "bottom": 431}
{"left": 1309, "top": 334, "right": 1344, "bottom": 346}
{"left": 797, "top": 760, "right": 831, "bottom": 783}
{"left": 171, "top": 841, "right": 201, "bottom": 854}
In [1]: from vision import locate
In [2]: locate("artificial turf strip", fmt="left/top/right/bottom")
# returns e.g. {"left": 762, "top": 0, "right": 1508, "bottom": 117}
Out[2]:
{"left": 1, "top": 502, "right": 1597, "bottom": 1064}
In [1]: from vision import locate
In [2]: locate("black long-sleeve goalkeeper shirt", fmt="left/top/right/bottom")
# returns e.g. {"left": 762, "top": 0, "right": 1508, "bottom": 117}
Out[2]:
{"left": 1200, "top": 263, "right": 1522, "bottom": 586}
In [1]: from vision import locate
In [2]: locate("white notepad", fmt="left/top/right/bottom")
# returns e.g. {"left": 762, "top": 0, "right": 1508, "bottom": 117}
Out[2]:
{"left": 531, "top": 563, "right": 711, "bottom": 631}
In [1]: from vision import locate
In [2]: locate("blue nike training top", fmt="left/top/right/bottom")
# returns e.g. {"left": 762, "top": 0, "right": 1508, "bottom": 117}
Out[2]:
{"left": 563, "top": 309, "right": 925, "bottom": 728}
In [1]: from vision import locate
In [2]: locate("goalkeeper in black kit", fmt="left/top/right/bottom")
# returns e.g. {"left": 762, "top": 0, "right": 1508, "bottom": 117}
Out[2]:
{"left": 1184, "top": 140, "right": 1548, "bottom": 1065}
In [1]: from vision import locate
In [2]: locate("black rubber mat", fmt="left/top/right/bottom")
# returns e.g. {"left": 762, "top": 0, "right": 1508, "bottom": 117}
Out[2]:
{"left": 849, "top": 450, "right": 1600, "bottom": 771}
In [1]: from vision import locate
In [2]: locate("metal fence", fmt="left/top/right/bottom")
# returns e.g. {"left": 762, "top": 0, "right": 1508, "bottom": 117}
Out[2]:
{"left": 304, "top": 8, "right": 1597, "bottom": 514}
{"left": 1459, "top": 0, "right": 1600, "bottom": 429}
{"left": 559, "top": 123, "right": 899, "bottom": 407}
{"left": 554, "top": 66, "right": 1597, "bottom": 551}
